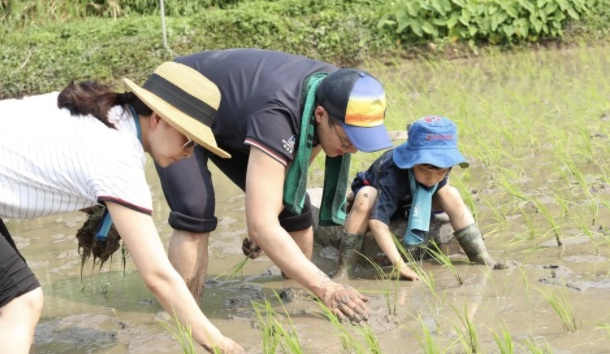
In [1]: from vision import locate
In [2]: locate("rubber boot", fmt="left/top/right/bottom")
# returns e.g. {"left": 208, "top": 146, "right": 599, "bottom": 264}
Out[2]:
{"left": 333, "top": 231, "right": 364, "bottom": 279}
{"left": 454, "top": 223, "right": 495, "bottom": 266}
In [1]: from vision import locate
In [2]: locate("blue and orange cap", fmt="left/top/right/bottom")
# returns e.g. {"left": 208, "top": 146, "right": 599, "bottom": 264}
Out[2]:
{"left": 316, "top": 69, "right": 392, "bottom": 152}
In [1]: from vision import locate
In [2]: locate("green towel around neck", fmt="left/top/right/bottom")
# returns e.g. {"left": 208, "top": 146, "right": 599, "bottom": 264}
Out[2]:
{"left": 283, "top": 72, "right": 351, "bottom": 226}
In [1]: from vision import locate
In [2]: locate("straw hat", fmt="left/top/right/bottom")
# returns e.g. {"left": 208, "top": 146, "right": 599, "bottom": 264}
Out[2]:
{"left": 124, "top": 62, "right": 230, "bottom": 158}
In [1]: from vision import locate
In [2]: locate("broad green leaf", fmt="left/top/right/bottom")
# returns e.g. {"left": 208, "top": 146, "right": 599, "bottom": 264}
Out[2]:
{"left": 451, "top": 0, "right": 467, "bottom": 7}
{"left": 532, "top": 19, "right": 542, "bottom": 33}
{"left": 421, "top": 22, "right": 438, "bottom": 36}
{"left": 516, "top": 0, "right": 535, "bottom": 13}
{"left": 460, "top": 9, "right": 471, "bottom": 24}
{"left": 503, "top": 25, "right": 515, "bottom": 37}
{"left": 500, "top": 2, "right": 519, "bottom": 19}
{"left": 488, "top": 4, "right": 498, "bottom": 15}
{"left": 396, "top": 17, "right": 411, "bottom": 33}
{"left": 567, "top": 7, "right": 579, "bottom": 19}
{"left": 556, "top": 0, "right": 569, "bottom": 11}
{"left": 431, "top": 0, "right": 447, "bottom": 16}
{"left": 405, "top": 2, "right": 418, "bottom": 17}
{"left": 447, "top": 13, "right": 459, "bottom": 29}
{"left": 411, "top": 20, "right": 423, "bottom": 37}
{"left": 544, "top": 2, "right": 558, "bottom": 15}
{"left": 432, "top": 18, "right": 448, "bottom": 26}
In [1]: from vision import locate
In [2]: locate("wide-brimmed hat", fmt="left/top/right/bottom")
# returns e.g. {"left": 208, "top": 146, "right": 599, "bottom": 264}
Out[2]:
{"left": 316, "top": 69, "right": 392, "bottom": 152}
{"left": 393, "top": 116, "right": 469, "bottom": 169}
{"left": 124, "top": 62, "right": 230, "bottom": 158}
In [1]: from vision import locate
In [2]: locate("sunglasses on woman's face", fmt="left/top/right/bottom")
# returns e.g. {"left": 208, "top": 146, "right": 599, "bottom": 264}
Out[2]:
{"left": 181, "top": 139, "right": 197, "bottom": 151}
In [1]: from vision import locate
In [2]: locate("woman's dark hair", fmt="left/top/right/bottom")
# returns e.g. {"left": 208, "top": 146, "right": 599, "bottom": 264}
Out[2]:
{"left": 76, "top": 205, "right": 123, "bottom": 275}
{"left": 57, "top": 80, "right": 152, "bottom": 128}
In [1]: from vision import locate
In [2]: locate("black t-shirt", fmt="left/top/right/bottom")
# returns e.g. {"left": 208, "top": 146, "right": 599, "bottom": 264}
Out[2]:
{"left": 175, "top": 49, "right": 338, "bottom": 166}
{"left": 357, "top": 149, "right": 449, "bottom": 225}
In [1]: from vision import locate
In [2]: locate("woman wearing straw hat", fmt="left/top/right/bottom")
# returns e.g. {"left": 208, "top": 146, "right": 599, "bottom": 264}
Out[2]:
{"left": 154, "top": 48, "right": 393, "bottom": 324}
{"left": 0, "top": 62, "right": 243, "bottom": 353}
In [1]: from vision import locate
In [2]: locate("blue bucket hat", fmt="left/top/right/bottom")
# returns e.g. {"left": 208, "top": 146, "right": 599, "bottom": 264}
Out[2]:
{"left": 393, "top": 116, "right": 469, "bottom": 169}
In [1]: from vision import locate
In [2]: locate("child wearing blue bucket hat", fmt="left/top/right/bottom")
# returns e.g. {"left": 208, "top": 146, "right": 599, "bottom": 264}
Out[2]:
{"left": 335, "top": 116, "right": 495, "bottom": 280}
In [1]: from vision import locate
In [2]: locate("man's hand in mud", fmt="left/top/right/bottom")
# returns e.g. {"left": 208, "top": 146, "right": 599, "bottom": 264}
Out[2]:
{"left": 241, "top": 237, "right": 262, "bottom": 259}
{"left": 322, "top": 284, "right": 369, "bottom": 324}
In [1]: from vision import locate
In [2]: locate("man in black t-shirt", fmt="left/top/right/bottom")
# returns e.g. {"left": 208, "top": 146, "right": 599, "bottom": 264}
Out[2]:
{"left": 155, "top": 49, "right": 392, "bottom": 323}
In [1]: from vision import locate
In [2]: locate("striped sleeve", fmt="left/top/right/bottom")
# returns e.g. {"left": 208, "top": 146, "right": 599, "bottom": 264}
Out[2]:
{"left": 88, "top": 134, "right": 153, "bottom": 215}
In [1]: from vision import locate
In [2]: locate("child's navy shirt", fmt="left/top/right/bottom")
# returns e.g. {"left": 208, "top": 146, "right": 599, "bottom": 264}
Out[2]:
{"left": 351, "top": 149, "right": 449, "bottom": 226}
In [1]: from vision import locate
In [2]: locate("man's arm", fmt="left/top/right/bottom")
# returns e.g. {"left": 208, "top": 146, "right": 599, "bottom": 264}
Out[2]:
{"left": 245, "top": 147, "right": 369, "bottom": 322}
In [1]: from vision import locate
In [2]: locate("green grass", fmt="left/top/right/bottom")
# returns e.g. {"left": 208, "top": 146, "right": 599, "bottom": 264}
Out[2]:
{"left": 538, "top": 286, "right": 579, "bottom": 333}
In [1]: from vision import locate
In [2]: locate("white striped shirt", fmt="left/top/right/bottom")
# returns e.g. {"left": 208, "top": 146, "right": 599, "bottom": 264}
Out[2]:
{"left": 0, "top": 92, "right": 152, "bottom": 219}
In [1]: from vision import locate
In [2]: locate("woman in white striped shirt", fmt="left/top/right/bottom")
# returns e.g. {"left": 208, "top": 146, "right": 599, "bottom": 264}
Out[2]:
{"left": 0, "top": 62, "right": 243, "bottom": 353}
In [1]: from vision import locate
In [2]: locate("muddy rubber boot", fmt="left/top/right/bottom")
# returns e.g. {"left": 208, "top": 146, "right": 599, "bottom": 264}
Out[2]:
{"left": 333, "top": 232, "right": 364, "bottom": 279}
{"left": 454, "top": 223, "right": 495, "bottom": 266}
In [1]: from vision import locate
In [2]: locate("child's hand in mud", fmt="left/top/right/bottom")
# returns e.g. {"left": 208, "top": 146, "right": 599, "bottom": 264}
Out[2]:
{"left": 322, "top": 284, "right": 369, "bottom": 324}
{"left": 207, "top": 336, "right": 244, "bottom": 354}
{"left": 241, "top": 237, "right": 262, "bottom": 259}
{"left": 399, "top": 264, "right": 420, "bottom": 281}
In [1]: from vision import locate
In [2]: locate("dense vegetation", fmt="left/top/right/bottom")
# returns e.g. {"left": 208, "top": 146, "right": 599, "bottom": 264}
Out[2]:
{"left": 1, "top": 0, "right": 608, "bottom": 99}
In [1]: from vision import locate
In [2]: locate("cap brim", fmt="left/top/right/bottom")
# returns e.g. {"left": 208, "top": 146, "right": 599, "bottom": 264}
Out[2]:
{"left": 342, "top": 123, "right": 392, "bottom": 152}
{"left": 393, "top": 145, "right": 469, "bottom": 169}
{"left": 124, "top": 78, "right": 231, "bottom": 159}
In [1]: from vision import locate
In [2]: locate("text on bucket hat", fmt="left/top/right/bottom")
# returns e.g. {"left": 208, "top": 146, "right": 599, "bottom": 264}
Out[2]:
{"left": 123, "top": 61, "right": 230, "bottom": 158}
{"left": 316, "top": 69, "right": 392, "bottom": 152}
{"left": 392, "top": 115, "right": 469, "bottom": 169}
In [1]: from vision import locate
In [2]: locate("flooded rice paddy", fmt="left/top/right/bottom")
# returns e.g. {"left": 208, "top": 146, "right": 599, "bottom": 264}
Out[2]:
{"left": 7, "top": 45, "right": 610, "bottom": 353}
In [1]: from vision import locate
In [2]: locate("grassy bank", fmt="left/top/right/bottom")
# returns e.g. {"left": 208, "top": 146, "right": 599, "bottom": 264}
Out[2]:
{"left": 1, "top": 0, "right": 609, "bottom": 99}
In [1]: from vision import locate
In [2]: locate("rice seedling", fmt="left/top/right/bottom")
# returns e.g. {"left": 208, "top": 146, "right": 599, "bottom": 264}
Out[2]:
{"left": 537, "top": 286, "right": 579, "bottom": 333}
{"left": 518, "top": 207, "right": 537, "bottom": 242}
{"left": 530, "top": 198, "right": 563, "bottom": 247}
{"left": 313, "top": 298, "right": 363, "bottom": 353}
{"left": 480, "top": 261, "right": 512, "bottom": 298}
{"left": 491, "top": 323, "right": 515, "bottom": 354}
{"left": 562, "top": 156, "right": 592, "bottom": 199}
{"left": 594, "top": 323, "right": 610, "bottom": 338}
{"left": 415, "top": 314, "right": 442, "bottom": 354}
{"left": 483, "top": 199, "right": 510, "bottom": 232}
{"left": 570, "top": 206, "right": 601, "bottom": 254}
{"left": 421, "top": 242, "right": 463, "bottom": 286}
{"left": 357, "top": 324, "right": 382, "bottom": 354}
{"left": 521, "top": 336, "right": 554, "bottom": 353}
{"left": 497, "top": 175, "right": 531, "bottom": 211}
{"left": 518, "top": 266, "right": 533, "bottom": 305}
{"left": 157, "top": 310, "right": 196, "bottom": 354}
{"left": 395, "top": 239, "right": 441, "bottom": 301}
{"left": 252, "top": 293, "right": 303, "bottom": 354}
{"left": 361, "top": 253, "right": 401, "bottom": 316}
{"left": 450, "top": 304, "right": 480, "bottom": 353}
{"left": 452, "top": 174, "right": 478, "bottom": 220}
{"left": 213, "top": 256, "right": 249, "bottom": 280}
{"left": 576, "top": 124, "right": 594, "bottom": 160}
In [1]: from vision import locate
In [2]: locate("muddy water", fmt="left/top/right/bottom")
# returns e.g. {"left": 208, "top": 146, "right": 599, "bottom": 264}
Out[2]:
{"left": 6, "top": 45, "right": 610, "bottom": 353}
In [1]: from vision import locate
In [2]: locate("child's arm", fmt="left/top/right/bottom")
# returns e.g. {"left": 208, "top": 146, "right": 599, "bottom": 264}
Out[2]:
{"left": 369, "top": 219, "right": 420, "bottom": 281}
